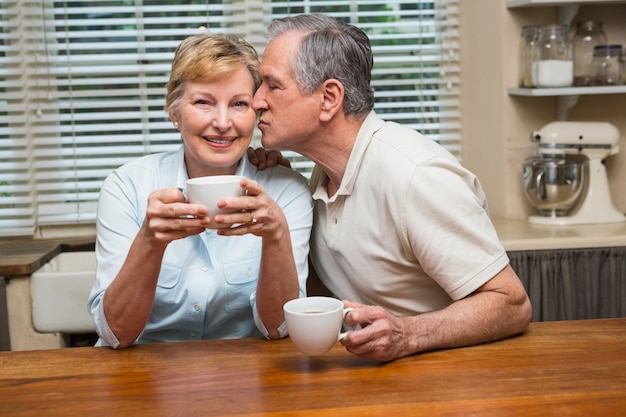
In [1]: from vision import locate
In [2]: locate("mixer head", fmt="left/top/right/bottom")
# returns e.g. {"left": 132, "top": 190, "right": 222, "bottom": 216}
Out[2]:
{"left": 531, "top": 121, "right": 619, "bottom": 160}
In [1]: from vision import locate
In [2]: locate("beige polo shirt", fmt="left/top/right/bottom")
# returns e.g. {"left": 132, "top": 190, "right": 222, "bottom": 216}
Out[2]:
{"left": 309, "top": 112, "right": 509, "bottom": 316}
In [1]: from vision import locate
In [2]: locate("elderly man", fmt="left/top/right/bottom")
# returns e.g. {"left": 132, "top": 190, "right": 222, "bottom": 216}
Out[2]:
{"left": 252, "top": 14, "right": 532, "bottom": 362}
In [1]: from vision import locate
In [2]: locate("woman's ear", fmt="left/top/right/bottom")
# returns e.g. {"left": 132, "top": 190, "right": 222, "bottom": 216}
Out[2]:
{"left": 169, "top": 113, "right": 179, "bottom": 129}
{"left": 319, "top": 79, "right": 344, "bottom": 122}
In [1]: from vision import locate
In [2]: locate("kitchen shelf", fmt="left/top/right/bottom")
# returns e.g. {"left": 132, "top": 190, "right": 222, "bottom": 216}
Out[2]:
{"left": 509, "top": 85, "right": 626, "bottom": 120}
{"left": 508, "top": 85, "right": 626, "bottom": 96}
{"left": 507, "top": 0, "right": 624, "bottom": 8}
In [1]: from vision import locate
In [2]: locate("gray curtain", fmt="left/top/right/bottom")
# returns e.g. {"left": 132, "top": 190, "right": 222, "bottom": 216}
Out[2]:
{"left": 508, "top": 247, "right": 626, "bottom": 322}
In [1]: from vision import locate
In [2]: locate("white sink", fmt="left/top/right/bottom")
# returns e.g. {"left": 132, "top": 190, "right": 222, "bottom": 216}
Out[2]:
{"left": 31, "top": 251, "right": 96, "bottom": 333}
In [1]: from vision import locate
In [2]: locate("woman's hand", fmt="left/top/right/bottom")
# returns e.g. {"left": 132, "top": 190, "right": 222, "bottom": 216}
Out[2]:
{"left": 215, "top": 178, "right": 288, "bottom": 242}
{"left": 140, "top": 187, "right": 210, "bottom": 245}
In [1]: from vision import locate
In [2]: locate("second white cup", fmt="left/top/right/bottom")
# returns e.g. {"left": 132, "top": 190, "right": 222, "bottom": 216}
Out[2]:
{"left": 283, "top": 297, "right": 353, "bottom": 356}
{"left": 186, "top": 175, "right": 245, "bottom": 229}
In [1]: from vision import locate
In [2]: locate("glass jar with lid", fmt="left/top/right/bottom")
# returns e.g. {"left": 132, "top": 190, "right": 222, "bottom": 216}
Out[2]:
{"left": 592, "top": 44, "right": 624, "bottom": 85}
{"left": 572, "top": 21, "right": 607, "bottom": 86}
{"left": 518, "top": 25, "right": 539, "bottom": 88}
{"left": 532, "top": 24, "right": 573, "bottom": 88}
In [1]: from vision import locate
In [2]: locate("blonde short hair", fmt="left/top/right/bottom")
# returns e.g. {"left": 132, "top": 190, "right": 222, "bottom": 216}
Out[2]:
{"left": 165, "top": 33, "right": 260, "bottom": 115}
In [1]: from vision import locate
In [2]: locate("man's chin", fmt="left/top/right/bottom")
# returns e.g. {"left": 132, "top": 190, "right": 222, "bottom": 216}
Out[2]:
{"left": 260, "top": 137, "right": 278, "bottom": 150}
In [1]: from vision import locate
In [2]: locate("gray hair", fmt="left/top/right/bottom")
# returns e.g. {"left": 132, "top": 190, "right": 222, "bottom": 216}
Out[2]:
{"left": 267, "top": 14, "right": 375, "bottom": 118}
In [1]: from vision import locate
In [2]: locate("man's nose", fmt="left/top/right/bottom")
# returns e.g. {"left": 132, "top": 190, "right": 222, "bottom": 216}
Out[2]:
{"left": 252, "top": 87, "right": 267, "bottom": 111}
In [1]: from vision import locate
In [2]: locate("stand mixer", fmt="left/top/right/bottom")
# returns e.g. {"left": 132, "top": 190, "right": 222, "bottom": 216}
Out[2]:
{"left": 523, "top": 121, "right": 625, "bottom": 225}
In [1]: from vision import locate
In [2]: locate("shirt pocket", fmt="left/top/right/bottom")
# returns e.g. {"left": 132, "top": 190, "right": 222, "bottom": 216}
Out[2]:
{"left": 153, "top": 263, "right": 183, "bottom": 309}
{"left": 223, "top": 257, "right": 259, "bottom": 312}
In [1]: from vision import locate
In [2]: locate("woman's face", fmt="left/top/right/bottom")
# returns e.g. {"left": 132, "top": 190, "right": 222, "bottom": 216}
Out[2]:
{"left": 174, "top": 66, "right": 257, "bottom": 178}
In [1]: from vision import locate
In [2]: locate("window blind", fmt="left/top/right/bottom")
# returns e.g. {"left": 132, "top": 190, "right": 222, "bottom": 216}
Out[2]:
{"left": 267, "top": 0, "right": 461, "bottom": 161}
{"left": 0, "top": 0, "right": 460, "bottom": 237}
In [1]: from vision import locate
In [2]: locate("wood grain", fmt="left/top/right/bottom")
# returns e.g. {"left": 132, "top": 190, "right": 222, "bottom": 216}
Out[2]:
{"left": 1, "top": 318, "right": 625, "bottom": 416}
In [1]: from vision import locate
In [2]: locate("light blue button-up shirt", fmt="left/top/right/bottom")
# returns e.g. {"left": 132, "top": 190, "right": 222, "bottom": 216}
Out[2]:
{"left": 89, "top": 147, "right": 312, "bottom": 348}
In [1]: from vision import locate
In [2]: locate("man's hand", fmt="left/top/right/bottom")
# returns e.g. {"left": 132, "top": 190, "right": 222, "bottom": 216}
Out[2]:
{"left": 340, "top": 301, "right": 410, "bottom": 363}
{"left": 247, "top": 147, "right": 291, "bottom": 170}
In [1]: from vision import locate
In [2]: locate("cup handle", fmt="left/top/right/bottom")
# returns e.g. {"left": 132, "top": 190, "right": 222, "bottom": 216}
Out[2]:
{"left": 338, "top": 307, "right": 354, "bottom": 340}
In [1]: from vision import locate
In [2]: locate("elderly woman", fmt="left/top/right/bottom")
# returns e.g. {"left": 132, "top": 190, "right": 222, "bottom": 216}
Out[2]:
{"left": 89, "top": 33, "right": 312, "bottom": 349}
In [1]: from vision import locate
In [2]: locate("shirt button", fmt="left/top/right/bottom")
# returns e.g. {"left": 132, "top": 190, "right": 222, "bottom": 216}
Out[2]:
{"left": 202, "top": 265, "right": 209, "bottom": 272}
{"left": 193, "top": 304, "right": 201, "bottom": 311}
{"left": 247, "top": 268, "right": 253, "bottom": 277}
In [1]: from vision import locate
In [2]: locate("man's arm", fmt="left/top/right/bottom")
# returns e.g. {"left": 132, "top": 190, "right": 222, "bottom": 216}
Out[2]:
{"left": 341, "top": 265, "right": 532, "bottom": 362}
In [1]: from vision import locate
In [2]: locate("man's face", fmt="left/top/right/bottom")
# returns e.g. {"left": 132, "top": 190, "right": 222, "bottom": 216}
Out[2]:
{"left": 253, "top": 33, "right": 320, "bottom": 153}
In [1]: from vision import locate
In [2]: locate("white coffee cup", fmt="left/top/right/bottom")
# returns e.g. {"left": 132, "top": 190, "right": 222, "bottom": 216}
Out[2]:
{"left": 186, "top": 175, "right": 246, "bottom": 229}
{"left": 283, "top": 297, "right": 354, "bottom": 356}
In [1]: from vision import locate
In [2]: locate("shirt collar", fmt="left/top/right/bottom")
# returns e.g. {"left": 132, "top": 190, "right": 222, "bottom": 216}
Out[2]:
{"left": 312, "top": 111, "right": 383, "bottom": 202}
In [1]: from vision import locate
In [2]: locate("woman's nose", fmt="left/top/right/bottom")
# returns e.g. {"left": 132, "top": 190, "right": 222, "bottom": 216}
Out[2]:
{"left": 212, "top": 107, "right": 232, "bottom": 131}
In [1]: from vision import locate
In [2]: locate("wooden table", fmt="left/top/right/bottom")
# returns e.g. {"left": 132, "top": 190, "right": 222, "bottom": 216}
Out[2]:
{"left": 1, "top": 318, "right": 625, "bottom": 416}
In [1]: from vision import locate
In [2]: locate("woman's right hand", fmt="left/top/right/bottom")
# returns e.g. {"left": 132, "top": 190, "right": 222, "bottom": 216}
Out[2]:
{"left": 140, "top": 187, "right": 210, "bottom": 245}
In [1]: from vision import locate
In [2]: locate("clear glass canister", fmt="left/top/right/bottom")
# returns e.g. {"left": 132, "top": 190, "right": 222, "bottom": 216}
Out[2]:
{"left": 572, "top": 21, "right": 607, "bottom": 86}
{"left": 532, "top": 24, "right": 573, "bottom": 88}
{"left": 592, "top": 44, "right": 624, "bottom": 85}
{"left": 518, "top": 25, "right": 539, "bottom": 88}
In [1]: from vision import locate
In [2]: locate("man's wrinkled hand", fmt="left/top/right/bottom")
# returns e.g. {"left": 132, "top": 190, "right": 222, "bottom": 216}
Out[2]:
{"left": 247, "top": 147, "right": 291, "bottom": 170}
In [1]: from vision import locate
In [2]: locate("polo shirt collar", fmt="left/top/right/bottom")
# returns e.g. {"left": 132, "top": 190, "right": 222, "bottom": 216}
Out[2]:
{"left": 313, "top": 111, "right": 383, "bottom": 202}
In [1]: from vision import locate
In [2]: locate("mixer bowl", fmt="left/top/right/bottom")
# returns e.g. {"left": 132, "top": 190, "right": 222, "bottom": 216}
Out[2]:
{"left": 522, "top": 156, "right": 585, "bottom": 217}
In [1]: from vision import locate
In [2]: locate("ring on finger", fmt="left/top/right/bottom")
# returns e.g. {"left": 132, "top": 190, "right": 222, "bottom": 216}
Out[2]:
{"left": 249, "top": 211, "right": 257, "bottom": 225}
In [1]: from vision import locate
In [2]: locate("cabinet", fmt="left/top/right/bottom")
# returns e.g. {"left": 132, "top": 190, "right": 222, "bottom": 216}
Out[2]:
{"left": 507, "top": 0, "right": 626, "bottom": 119}
{"left": 458, "top": 1, "right": 626, "bottom": 221}
{"left": 503, "top": 2, "right": 626, "bottom": 320}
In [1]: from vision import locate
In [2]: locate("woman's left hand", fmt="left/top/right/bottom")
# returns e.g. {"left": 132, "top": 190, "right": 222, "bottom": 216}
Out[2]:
{"left": 215, "top": 177, "right": 287, "bottom": 241}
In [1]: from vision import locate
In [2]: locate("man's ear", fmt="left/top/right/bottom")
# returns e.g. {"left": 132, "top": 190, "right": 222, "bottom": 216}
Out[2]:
{"left": 319, "top": 79, "right": 344, "bottom": 122}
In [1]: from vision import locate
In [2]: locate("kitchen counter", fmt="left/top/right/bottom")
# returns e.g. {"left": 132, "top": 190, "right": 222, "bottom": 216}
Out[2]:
{"left": 492, "top": 217, "right": 626, "bottom": 251}
{"left": 0, "top": 236, "right": 95, "bottom": 351}
{"left": 0, "top": 236, "right": 95, "bottom": 350}
{"left": 1, "top": 219, "right": 625, "bottom": 275}
{"left": 0, "top": 236, "right": 95, "bottom": 277}
{"left": 2, "top": 219, "right": 626, "bottom": 350}
{"left": 1, "top": 220, "right": 617, "bottom": 274}
{"left": 2, "top": 219, "right": 626, "bottom": 274}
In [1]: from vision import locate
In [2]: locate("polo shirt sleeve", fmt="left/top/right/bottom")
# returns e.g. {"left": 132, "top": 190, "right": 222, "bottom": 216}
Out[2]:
{"left": 405, "top": 157, "right": 510, "bottom": 301}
